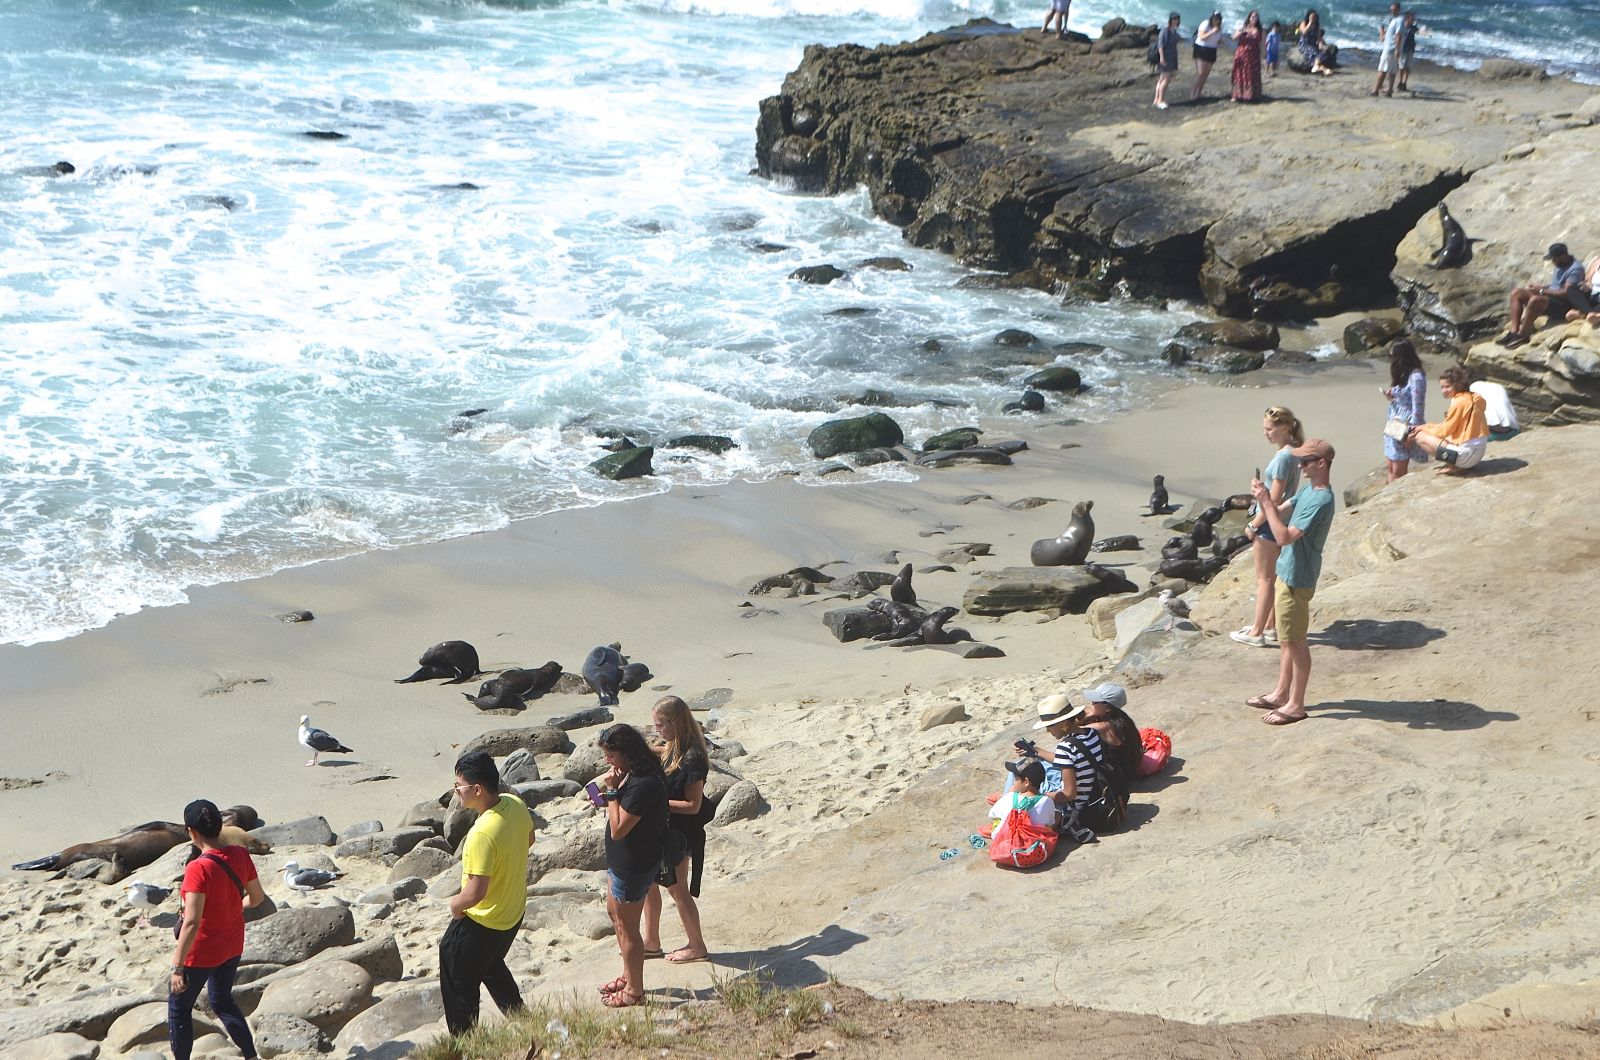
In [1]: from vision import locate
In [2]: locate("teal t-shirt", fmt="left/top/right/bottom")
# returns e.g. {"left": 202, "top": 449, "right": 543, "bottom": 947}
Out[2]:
{"left": 1275, "top": 483, "right": 1335, "bottom": 588}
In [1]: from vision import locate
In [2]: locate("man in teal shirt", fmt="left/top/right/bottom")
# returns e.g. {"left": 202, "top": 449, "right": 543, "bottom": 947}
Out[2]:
{"left": 1247, "top": 438, "right": 1336, "bottom": 725}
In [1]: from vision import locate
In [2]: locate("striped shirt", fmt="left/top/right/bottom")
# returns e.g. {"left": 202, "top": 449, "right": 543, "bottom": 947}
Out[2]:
{"left": 1050, "top": 728, "right": 1105, "bottom": 812}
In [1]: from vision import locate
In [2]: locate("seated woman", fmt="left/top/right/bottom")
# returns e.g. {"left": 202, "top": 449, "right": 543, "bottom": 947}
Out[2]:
{"left": 1079, "top": 682, "right": 1140, "bottom": 783}
{"left": 1406, "top": 366, "right": 1489, "bottom": 475}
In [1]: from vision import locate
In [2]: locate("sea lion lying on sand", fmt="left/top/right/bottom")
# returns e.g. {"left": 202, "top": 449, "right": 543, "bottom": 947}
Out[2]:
{"left": 396, "top": 640, "right": 482, "bottom": 684}
{"left": 12, "top": 821, "right": 187, "bottom": 875}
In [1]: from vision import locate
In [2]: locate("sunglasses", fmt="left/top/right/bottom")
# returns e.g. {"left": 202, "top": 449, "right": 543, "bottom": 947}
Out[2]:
{"left": 1298, "top": 456, "right": 1324, "bottom": 467}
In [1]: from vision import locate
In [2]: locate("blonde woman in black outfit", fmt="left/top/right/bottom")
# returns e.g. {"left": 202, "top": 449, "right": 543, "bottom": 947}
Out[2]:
{"left": 642, "top": 696, "right": 710, "bottom": 964}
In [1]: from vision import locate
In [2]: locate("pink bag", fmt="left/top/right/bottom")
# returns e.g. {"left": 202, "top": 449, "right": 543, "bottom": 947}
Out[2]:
{"left": 1137, "top": 727, "right": 1172, "bottom": 777}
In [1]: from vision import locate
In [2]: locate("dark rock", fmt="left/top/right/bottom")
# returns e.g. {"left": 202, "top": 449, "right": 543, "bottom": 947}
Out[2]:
{"left": 839, "top": 388, "right": 896, "bottom": 406}
{"left": 1188, "top": 345, "right": 1266, "bottom": 374}
{"left": 1343, "top": 316, "right": 1406, "bottom": 355}
{"left": 963, "top": 566, "right": 1122, "bottom": 616}
{"left": 822, "top": 606, "right": 894, "bottom": 642}
{"left": 750, "top": 241, "right": 792, "bottom": 254}
{"left": 990, "top": 439, "right": 1028, "bottom": 455}
{"left": 664, "top": 434, "right": 737, "bottom": 455}
{"left": 921, "top": 427, "right": 982, "bottom": 452}
{"left": 854, "top": 446, "right": 907, "bottom": 466}
{"left": 1268, "top": 349, "right": 1318, "bottom": 366}
{"left": 806, "top": 412, "right": 904, "bottom": 458}
{"left": 588, "top": 446, "right": 654, "bottom": 480}
{"left": 916, "top": 447, "right": 1013, "bottom": 467}
{"left": 856, "top": 256, "right": 911, "bottom": 271}
{"left": 790, "top": 264, "right": 846, "bottom": 285}
{"left": 459, "top": 726, "right": 574, "bottom": 758}
{"left": 936, "top": 542, "right": 992, "bottom": 564}
{"left": 1176, "top": 319, "right": 1279, "bottom": 351}
{"left": 818, "top": 462, "right": 853, "bottom": 476}
{"left": 303, "top": 130, "right": 348, "bottom": 140}
{"left": 1002, "top": 389, "right": 1047, "bottom": 414}
{"left": 544, "top": 706, "right": 613, "bottom": 730}
{"left": 276, "top": 610, "right": 314, "bottom": 623}
{"left": 828, "top": 306, "right": 876, "bottom": 317}
{"left": 1023, "top": 365, "right": 1082, "bottom": 391}
{"left": 994, "top": 328, "right": 1038, "bottom": 347}
{"left": 1007, "top": 496, "right": 1053, "bottom": 510}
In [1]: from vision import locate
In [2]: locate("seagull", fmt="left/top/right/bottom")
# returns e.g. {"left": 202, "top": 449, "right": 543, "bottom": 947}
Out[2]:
{"left": 126, "top": 880, "right": 171, "bottom": 925}
{"left": 282, "top": 861, "right": 341, "bottom": 893}
{"left": 1147, "top": 474, "right": 1170, "bottom": 516}
{"left": 298, "top": 714, "right": 353, "bottom": 767}
{"left": 1158, "top": 589, "right": 1191, "bottom": 632}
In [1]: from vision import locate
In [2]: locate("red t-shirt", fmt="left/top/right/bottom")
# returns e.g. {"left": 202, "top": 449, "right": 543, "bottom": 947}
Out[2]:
{"left": 179, "top": 845, "right": 259, "bottom": 968}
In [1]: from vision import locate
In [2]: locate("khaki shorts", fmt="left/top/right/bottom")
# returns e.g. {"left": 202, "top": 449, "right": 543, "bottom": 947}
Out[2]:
{"left": 1274, "top": 582, "right": 1315, "bottom": 643}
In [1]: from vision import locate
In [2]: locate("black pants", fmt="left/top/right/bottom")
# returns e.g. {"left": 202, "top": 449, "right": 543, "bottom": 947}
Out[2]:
{"left": 168, "top": 955, "right": 256, "bottom": 1060}
{"left": 439, "top": 915, "right": 524, "bottom": 1035}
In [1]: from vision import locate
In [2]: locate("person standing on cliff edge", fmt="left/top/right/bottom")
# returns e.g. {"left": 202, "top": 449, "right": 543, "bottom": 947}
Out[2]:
{"left": 1372, "top": 2, "right": 1403, "bottom": 96}
{"left": 1153, "top": 12, "right": 1182, "bottom": 110}
{"left": 1245, "top": 439, "right": 1336, "bottom": 726}
{"left": 1041, "top": 0, "right": 1069, "bottom": 40}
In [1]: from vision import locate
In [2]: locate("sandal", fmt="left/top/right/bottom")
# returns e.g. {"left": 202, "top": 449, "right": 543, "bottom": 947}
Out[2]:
{"left": 1263, "top": 708, "right": 1308, "bottom": 726}
{"left": 602, "top": 989, "right": 645, "bottom": 1008}
{"left": 642, "top": 948, "right": 664, "bottom": 960}
{"left": 598, "top": 975, "right": 629, "bottom": 996}
{"left": 665, "top": 947, "right": 709, "bottom": 964}
{"left": 1245, "top": 694, "right": 1284, "bottom": 710}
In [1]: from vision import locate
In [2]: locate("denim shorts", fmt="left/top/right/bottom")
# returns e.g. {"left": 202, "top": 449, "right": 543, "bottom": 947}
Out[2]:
{"left": 1254, "top": 522, "right": 1276, "bottom": 545}
{"left": 608, "top": 867, "right": 656, "bottom": 903}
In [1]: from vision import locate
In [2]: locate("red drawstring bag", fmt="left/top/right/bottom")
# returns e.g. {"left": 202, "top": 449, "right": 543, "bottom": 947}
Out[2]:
{"left": 988, "top": 807, "right": 1057, "bottom": 868}
{"left": 1138, "top": 727, "right": 1172, "bottom": 777}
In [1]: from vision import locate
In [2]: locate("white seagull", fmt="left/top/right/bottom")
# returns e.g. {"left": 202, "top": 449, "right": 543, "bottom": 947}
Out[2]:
{"left": 126, "top": 879, "right": 172, "bottom": 925}
{"left": 1158, "top": 588, "right": 1191, "bottom": 632}
{"left": 282, "top": 861, "right": 342, "bottom": 893}
{"left": 298, "top": 714, "right": 354, "bottom": 767}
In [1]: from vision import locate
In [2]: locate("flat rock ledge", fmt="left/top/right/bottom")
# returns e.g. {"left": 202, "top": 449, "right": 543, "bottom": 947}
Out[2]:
{"left": 755, "top": 18, "right": 1599, "bottom": 361}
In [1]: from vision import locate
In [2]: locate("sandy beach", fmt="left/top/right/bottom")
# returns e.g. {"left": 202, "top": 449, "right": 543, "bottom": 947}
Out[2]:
{"left": 7, "top": 322, "right": 1600, "bottom": 1058}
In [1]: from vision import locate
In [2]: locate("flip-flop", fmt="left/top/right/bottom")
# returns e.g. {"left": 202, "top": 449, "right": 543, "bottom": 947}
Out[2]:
{"left": 1504, "top": 334, "right": 1528, "bottom": 349}
{"left": 1245, "top": 694, "right": 1284, "bottom": 710}
{"left": 602, "top": 990, "right": 645, "bottom": 1008}
{"left": 665, "top": 948, "right": 709, "bottom": 964}
{"left": 1262, "top": 708, "right": 1308, "bottom": 725}
{"left": 642, "top": 948, "right": 664, "bottom": 960}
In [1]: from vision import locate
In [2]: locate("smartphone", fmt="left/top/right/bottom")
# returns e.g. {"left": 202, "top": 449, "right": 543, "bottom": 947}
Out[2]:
{"left": 584, "top": 781, "right": 606, "bottom": 808}
{"left": 1253, "top": 467, "right": 1261, "bottom": 482}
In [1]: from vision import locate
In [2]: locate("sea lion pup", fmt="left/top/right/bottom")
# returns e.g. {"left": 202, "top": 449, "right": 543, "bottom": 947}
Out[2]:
{"left": 887, "top": 606, "right": 972, "bottom": 647}
{"left": 1431, "top": 203, "right": 1469, "bottom": 269}
{"left": 1030, "top": 501, "right": 1094, "bottom": 566}
{"left": 222, "top": 805, "right": 261, "bottom": 831}
{"left": 395, "top": 640, "right": 481, "bottom": 684}
{"left": 868, "top": 598, "right": 924, "bottom": 640}
{"left": 463, "top": 662, "right": 563, "bottom": 710}
{"left": 1146, "top": 475, "right": 1169, "bottom": 516}
{"left": 619, "top": 660, "right": 652, "bottom": 693}
{"left": 184, "top": 824, "right": 272, "bottom": 866}
{"left": 12, "top": 821, "right": 187, "bottom": 874}
{"left": 889, "top": 563, "right": 917, "bottom": 606}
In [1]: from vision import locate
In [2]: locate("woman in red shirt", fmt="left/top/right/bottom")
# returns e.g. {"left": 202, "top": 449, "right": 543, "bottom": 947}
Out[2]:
{"left": 168, "top": 799, "right": 267, "bottom": 1060}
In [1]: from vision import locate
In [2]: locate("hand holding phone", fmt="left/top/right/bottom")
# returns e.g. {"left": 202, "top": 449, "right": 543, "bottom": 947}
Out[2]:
{"left": 584, "top": 781, "right": 606, "bottom": 808}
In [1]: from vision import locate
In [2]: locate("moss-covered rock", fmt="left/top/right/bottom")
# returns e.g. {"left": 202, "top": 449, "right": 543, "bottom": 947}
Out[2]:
{"left": 806, "top": 413, "right": 904, "bottom": 458}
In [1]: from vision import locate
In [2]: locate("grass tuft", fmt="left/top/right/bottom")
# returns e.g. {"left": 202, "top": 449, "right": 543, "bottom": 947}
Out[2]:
{"left": 412, "top": 996, "right": 668, "bottom": 1060}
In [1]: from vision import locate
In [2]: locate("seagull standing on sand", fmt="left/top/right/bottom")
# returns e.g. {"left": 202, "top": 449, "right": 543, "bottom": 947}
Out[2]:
{"left": 126, "top": 880, "right": 171, "bottom": 925}
{"left": 1158, "top": 588, "right": 1191, "bottom": 632}
{"left": 282, "top": 861, "right": 341, "bottom": 893}
{"left": 298, "top": 714, "right": 353, "bottom": 767}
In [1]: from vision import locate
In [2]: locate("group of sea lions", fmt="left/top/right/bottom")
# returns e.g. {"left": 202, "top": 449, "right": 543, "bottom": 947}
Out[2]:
{"left": 396, "top": 639, "right": 652, "bottom": 710}
{"left": 12, "top": 805, "right": 268, "bottom": 881}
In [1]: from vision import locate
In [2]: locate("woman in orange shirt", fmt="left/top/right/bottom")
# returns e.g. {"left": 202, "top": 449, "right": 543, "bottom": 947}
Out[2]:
{"left": 1406, "top": 366, "right": 1489, "bottom": 475}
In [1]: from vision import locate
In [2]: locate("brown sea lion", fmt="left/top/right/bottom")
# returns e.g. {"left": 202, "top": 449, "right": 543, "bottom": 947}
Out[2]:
{"left": 11, "top": 821, "right": 186, "bottom": 874}
{"left": 1030, "top": 500, "right": 1095, "bottom": 566}
{"left": 183, "top": 823, "right": 271, "bottom": 866}
{"left": 222, "top": 805, "right": 261, "bottom": 830}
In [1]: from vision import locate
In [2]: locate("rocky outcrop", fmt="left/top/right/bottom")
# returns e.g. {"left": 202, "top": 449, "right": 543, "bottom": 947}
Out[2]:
{"left": 962, "top": 566, "right": 1128, "bottom": 616}
{"left": 1465, "top": 322, "right": 1600, "bottom": 424}
{"left": 756, "top": 20, "right": 1599, "bottom": 321}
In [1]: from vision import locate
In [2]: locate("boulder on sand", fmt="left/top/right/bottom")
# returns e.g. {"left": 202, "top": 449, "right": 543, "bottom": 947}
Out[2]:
{"left": 241, "top": 905, "right": 356, "bottom": 966}
{"left": 963, "top": 566, "right": 1126, "bottom": 616}
{"left": 806, "top": 412, "right": 904, "bottom": 458}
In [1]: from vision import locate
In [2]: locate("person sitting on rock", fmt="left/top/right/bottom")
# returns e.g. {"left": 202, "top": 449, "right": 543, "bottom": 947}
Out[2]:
{"left": 1013, "top": 693, "right": 1103, "bottom": 843}
{"left": 1405, "top": 366, "right": 1490, "bottom": 474}
{"left": 1079, "top": 682, "right": 1141, "bottom": 783}
{"left": 1499, "top": 243, "right": 1591, "bottom": 349}
{"left": 987, "top": 693, "right": 1071, "bottom": 811}
{"left": 1567, "top": 254, "right": 1600, "bottom": 327}
{"left": 989, "top": 759, "right": 1061, "bottom": 833}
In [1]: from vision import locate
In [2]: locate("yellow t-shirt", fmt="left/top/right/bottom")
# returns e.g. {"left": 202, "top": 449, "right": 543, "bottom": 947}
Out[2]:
{"left": 460, "top": 794, "right": 533, "bottom": 930}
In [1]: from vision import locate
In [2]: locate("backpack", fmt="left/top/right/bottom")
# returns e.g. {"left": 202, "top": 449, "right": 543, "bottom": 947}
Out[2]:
{"left": 1068, "top": 734, "right": 1129, "bottom": 834}
{"left": 1137, "top": 727, "right": 1172, "bottom": 777}
{"left": 1146, "top": 37, "right": 1161, "bottom": 66}
{"left": 989, "top": 804, "right": 1057, "bottom": 868}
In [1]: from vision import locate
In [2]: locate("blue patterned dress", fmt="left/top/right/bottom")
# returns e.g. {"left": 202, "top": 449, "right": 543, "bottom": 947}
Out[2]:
{"left": 1384, "top": 368, "right": 1427, "bottom": 462}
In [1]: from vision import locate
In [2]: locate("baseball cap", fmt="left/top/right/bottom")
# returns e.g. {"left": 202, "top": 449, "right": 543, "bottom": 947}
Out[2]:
{"left": 1006, "top": 759, "right": 1046, "bottom": 787}
{"left": 1546, "top": 242, "right": 1569, "bottom": 260}
{"left": 1291, "top": 438, "right": 1335, "bottom": 463}
{"left": 1081, "top": 681, "right": 1128, "bottom": 709}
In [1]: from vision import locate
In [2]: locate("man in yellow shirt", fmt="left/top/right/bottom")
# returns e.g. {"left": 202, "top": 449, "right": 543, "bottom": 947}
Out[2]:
{"left": 440, "top": 750, "right": 535, "bottom": 1035}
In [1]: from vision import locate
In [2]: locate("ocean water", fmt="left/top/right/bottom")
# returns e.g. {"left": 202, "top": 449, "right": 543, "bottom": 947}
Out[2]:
{"left": 0, "top": 0, "right": 1589, "bottom": 646}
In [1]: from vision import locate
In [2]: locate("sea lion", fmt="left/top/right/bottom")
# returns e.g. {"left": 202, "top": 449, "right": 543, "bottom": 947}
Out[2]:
{"left": 1189, "top": 519, "right": 1215, "bottom": 547}
{"left": 1092, "top": 535, "right": 1141, "bottom": 553}
{"left": 1162, "top": 537, "right": 1198, "bottom": 561}
{"left": 463, "top": 663, "right": 563, "bottom": 710}
{"left": 867, "top": 598, "right": 925, "bottom": 640}
{"left": 1147, "top": 475, "right": 1169, "bottom": 516}
{"left": 222, "top": 805, "right": 261, "bottom": 831}
{"left": 889, "top": 564, "right": 917, "bottom": 606}
{"left": 582, "top": 646, "right": 625, "bottom": 707}
{"left": 395, "top": 640, "right": 481, "bottom": 684}
{"left": 1158, "top": 555, "right": 1227, "bottom": 582}
{"left": 12, "top": 821, "right": 187, "bottom": 875}
{"left": 183, "top": 824, "right": 272, "bottom": 866}
{"left": 886, "top": 606, "right": 972, "bottom": 646}
{"left": 619, "top": 661, "right": 652, "bottom": 693}
{"left": 1002, "top": 390, "right": 1046, "bottom": 414}
{"left": 1431, "top": 203, "right": 1470, "bottom": 269}
{"left": 1030, "top": 501, "right": 1094, "bottom": 566}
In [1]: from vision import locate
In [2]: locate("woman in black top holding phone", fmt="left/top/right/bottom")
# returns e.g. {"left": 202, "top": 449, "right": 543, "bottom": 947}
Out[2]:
{"left": 594, "top": 724, "right": 667, "bottom": 1008}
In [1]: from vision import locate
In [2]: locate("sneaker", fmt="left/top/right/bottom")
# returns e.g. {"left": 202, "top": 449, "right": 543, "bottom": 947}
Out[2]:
{"left": 1154, "top": 101, "right": 1169, "bottom": 110}
{"left": 1230, "top": 628, "right": 1267, "bottom": 647}
{"left": 1263, "top": 628, "right": 1279, "bottom": 645}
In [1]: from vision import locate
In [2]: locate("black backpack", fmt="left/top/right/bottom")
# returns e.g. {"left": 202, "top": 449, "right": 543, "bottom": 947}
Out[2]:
{"left": 1068, "top": 734, "right": 1129, "bottom": 834}
{"left": 1146, "top": 37, "right": 1161, "bottom": 66}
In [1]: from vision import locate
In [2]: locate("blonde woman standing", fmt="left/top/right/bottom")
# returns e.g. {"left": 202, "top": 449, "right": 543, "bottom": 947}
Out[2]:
{"left": 641, "top": 696, "right": 710, "bottom": 964}
{"left": 1232, "top": 406, "right": 1303, "bottom": 647}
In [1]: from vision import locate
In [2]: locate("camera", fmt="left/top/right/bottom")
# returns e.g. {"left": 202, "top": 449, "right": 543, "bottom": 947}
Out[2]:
{"left": 1014, "top": 738, "right": 1037, "bottom": 757}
